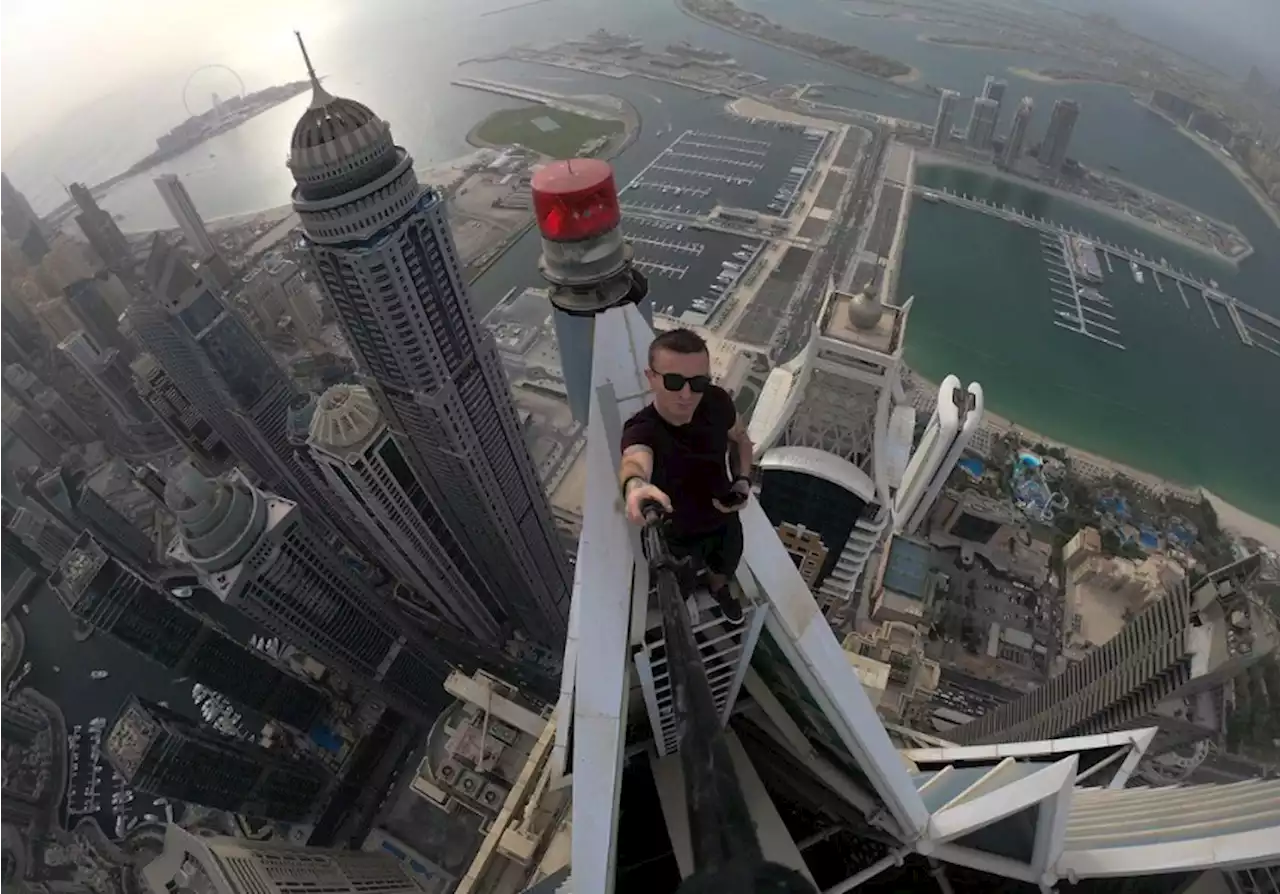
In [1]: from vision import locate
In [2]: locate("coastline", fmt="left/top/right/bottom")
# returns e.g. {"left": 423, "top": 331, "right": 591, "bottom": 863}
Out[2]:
{"left": 674, "top": 0, "right": 924, "bottom": 91}
{"left": 914, "top": 148, "right": 1240, "bottom": 266}
{"left": 1007, "top": 66, "right": 1126, "bottom": 89}
{"left": 1134, "top": 99, "right": 1280, "bottom": 232}
{"left": 908, "top": 373, "right": 1280, "bottom": 549}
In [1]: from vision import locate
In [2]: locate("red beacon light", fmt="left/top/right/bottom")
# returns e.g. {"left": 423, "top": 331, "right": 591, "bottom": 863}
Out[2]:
{"left": 533, "top": 158, "right": 647, "bottom": 317}
{"left": 531, "top": 159, "right": 621, "bottom": 243}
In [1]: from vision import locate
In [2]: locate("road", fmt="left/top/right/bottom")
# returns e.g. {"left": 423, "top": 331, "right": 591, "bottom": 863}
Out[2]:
{"left": 772, "top": 126, "right": 887, "bottom": 364}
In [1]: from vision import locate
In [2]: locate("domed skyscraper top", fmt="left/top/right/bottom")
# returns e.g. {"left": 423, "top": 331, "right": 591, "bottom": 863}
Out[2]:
{"left": 287, "top": 31, "right": 400, "bottom": 202}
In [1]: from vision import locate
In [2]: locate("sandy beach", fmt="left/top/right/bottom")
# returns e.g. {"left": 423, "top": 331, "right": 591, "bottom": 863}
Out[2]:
{"left": 910, "top": 372, "right": 1280, "bottom": 550}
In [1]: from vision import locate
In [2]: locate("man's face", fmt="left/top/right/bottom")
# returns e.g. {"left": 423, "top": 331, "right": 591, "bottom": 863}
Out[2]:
{"left": 646, "top": 347, "right": 711, "bottom": 425}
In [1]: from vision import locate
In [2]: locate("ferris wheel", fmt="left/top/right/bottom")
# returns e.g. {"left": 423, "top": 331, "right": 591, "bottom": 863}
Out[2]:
{"left": 182, "top": 64, "right": 247, "bottom": 117}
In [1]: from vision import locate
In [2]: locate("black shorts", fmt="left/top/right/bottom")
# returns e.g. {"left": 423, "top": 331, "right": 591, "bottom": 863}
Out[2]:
{"left": 666, "top": 514, "right": 744, "bottom": 578}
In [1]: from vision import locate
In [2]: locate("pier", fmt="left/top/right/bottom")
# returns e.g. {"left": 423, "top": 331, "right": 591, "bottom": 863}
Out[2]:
{"left": 1039, "top": 234, "right": 1125, "bottom": 350}
{"left": 918, "top": 186, "right": 1278, "bottom": 356}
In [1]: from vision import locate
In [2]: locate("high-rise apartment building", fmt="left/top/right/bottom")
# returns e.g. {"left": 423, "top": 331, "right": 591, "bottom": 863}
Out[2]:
{"left": 130, "top": 353, "right": 232, "bottom": 472}
{"left": 129, "top": 239, "right": 331, "bottom": 518}
{"left": 141, "top": 824, "right": 423, "bottom": 894}
{"left": 1040, "top": 98, "right": 1080, "bottom": 173}
{"left": 287, "top": 41, "right": 569, "bottom": 645}
{"left": 307, "top": 384, "right": 507, "bottom": 642}
{"left": 1, "top": 173, "right": 50, "bottom": 263}
{"left": 931, "top": 90, "right": 959, "bottom": 148}
{"left": 52, "top": 533, "right": 329, "bottom": 730}
{"left": 951, "top": 555, "right": 1276, "bottom": 750}
{"left": 1001, "top": 96, "right": 1035, "bottom": 169}
{"left": 153, "top": 174, "right": 217, "bottom": 258}
{"left": 981, "top": 75, "right": 1007, "bottom": 119}
{"left": 165, "top": 462, "right": 452, "bottom": 722}
{"left": 69, "top": 182, "right": 133, "bottom": 270}
{"left": 104, "top": 696, "right": 327, "bottom": 821}
{"left": 966, "top": 97, "right": 1000, "bottom": 151}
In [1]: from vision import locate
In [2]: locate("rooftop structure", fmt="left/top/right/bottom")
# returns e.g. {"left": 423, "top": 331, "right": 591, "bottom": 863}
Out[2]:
{"left": 534, "top": 286, "right": 1280, "bottom": 891}
{"left": 105, "top": 697, "right": 327, "bottom": 821}
{"left": 868, "top": 533, "right": 936, "bottom": 626}
{"left": 141, "top": 823, "right": 422, "bottom": 894}
{"left": 952, "top": 554, "right": 1276, "bottom": 752}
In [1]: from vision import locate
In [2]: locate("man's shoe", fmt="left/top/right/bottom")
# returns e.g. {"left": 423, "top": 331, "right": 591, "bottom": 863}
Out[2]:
{"left": 713, "top": 586, "right": 745, "bottom": 625}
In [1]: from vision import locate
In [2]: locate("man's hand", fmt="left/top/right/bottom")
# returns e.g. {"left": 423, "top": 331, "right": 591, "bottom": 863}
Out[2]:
{"left": 712, "top": 477, "right": 751, "bottom": 514}
{"left": 625, "top": 482, "right": 672, "bottom": 526}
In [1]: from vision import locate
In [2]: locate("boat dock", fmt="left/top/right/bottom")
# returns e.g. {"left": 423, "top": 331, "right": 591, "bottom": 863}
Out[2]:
{"left": 1201, "top": 290, "right": 1221, "bottom": 329}
{"left": 1152, "top": 270, "right": 1165, "bottom": 295}
{"left": 918, "top": 186, "right": 1276, "bottom": 356}
{"left": 1040, "top": 234, "right": 1126, "bottom": 351}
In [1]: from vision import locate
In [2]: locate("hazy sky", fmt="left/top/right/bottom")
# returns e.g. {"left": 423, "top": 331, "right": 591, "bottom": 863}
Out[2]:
{"left": 0, "top": 0, "right": 338, "bottom": 154}
{"left": 1, "top": 0, "right": 1276, "bottom": 157}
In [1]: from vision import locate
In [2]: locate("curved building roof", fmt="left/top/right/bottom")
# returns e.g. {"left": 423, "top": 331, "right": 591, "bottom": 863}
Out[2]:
{"left": 308, "top": 384, "right": 383, "bottom": 453}
{"left": 758, "top": 444, "right": 877, "bottom": 504}
{"left": 165, "top": 462, "right": 266, "bottom": 575}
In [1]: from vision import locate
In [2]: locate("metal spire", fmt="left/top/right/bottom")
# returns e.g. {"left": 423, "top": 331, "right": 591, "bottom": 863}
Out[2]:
{"left": 294, "top": 31, "right": 334, "bottom": 109}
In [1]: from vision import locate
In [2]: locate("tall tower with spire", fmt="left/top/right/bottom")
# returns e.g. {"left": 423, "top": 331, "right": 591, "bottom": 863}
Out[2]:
{"left": 285, "top": 34, "right": 570, "bottom": 647}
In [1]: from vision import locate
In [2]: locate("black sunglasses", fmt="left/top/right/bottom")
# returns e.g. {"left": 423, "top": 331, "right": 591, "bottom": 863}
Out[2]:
{"left": 653, "top": 371, "right": 711, "bottom": 393}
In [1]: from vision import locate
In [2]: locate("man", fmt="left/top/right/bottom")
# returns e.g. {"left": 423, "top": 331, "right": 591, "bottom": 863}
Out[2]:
{"left": 619, "top": 328, "right": 754, "bottom": 624}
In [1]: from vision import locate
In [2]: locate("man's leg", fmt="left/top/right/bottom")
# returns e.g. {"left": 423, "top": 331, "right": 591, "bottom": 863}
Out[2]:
{"left": 704, "top": 515, "right": 745, "bottom": 624}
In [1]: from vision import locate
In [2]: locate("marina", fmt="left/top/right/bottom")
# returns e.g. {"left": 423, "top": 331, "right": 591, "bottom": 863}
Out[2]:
{"left": 1040, "top": 233, "right": 1126, "bottom": 351}
{"left": 917, "top": 186, "right": 1280, "bottom": 357}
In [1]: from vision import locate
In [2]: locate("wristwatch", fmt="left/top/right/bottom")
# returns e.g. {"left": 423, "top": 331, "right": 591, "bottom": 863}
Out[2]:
{"left": 730, "top": 475, "right": 752, "bottom": 490}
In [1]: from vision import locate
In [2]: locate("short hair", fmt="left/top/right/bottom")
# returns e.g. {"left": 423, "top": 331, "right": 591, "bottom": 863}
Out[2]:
{"left": 648, "top": 328, "right": 708, "bottom": 368}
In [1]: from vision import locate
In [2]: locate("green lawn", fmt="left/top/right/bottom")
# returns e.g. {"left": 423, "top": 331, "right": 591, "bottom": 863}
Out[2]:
{"left": 475, "top": 106, "right": 623, "bottom": 158}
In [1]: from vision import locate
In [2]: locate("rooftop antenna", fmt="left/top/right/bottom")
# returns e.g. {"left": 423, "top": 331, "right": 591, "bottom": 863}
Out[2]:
{"left": 294, "top": 31, "right": 333, "bottom": 108}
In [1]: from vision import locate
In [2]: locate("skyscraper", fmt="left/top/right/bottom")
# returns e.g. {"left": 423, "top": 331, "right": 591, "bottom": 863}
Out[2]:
{"left": 981, "top": 75, "right": 1007, "bottom": 120}
{"left": 1, "top": 392, "right": 64, "bottom": 465}
{"left": 24, "top": 465, "right": 157, "bottom": 570}
{"left": 129, "top": 238, "right": 333, "bottom": 519}
{"left": 2, "top": 497, "right": 75, "bottom": 570}
{"left": 165, "top": 462, "right": 453, "bottom": 721}
{"left": 951, "top": 555, "right": 1276, "bottom": 750}
{"left": 1001, "top": 96, "right": 1035, "bottom": 169}
{"left": 63, "top": 277, "right": 134, "bottom": 360}
{"left": 130, "top": 353, "right": 232, "bottom": 472}
{"left": 153, "top": 173, "right": 217, "bottom": 258}
{"left": 142, "top": 824, "right": 425, "bottom": 894}
{"left": 1040, "top": 98, "right": 1080, "bottom": 173}
{"left": 307, "top": 384, "right": 506, "bottom": 642}
{"left": 287, "top": 36, "right": 569, "bottom": 645}
{"left": 69, "top": 182, "right": 133, "bottom": 270}
{"left": 52, "top": 533, "right": 329, "bottom": 730}
{"left": 931, "top": 90, "right": 959, "bottom": 148}
{"left": 59, "top": 331, "right": 174, "bottom": 452}
{"left": 746, "top": 291, "right": 914, "bottom": 610}
{"left": 893, "top": 375, "right": 984, "bottom": 535}
{"left": 1, "top": 173, "right": 50, "bottom": 263}
{"left": 965, "top": 97, "right": 1000, "bottom": 151}
{"left": 104, "top": 696, "right": 327, "bottom": 821}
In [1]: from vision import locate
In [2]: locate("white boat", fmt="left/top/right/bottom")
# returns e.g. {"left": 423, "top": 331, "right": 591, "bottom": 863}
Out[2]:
{"left": 90, "top": 670, "right": 109, "bottom": 680}
{"left": 1055, "top": 310, "right": 1080, "bottom": 322}
{"left": 1129, "top": 260, "right": 1145, "bottom": 284}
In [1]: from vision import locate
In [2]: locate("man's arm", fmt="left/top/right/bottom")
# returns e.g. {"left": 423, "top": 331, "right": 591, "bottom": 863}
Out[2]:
{"left": 726, "top": 412, "right": 754, "bottom": 482}
{"left": 619, "top": 444, "right": 653, "bottom": 493}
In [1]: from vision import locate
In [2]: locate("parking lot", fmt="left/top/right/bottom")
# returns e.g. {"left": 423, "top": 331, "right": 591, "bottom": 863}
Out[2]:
{"left": 624, "top": 214, "right": 764, "bottom": 319}
{"left": 731, "top": 245, "right": 812, "bottom": 347}
{"left": 865, "top": 185, "right": 903, "bottom": 259}
{"left": 621, "top": 118, "right": 827, "bottom": 217}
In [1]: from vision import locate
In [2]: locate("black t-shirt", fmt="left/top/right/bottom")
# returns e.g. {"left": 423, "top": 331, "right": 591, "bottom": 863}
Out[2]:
{"left": 620, "top": 384, "right": 736, "bottom": 536}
